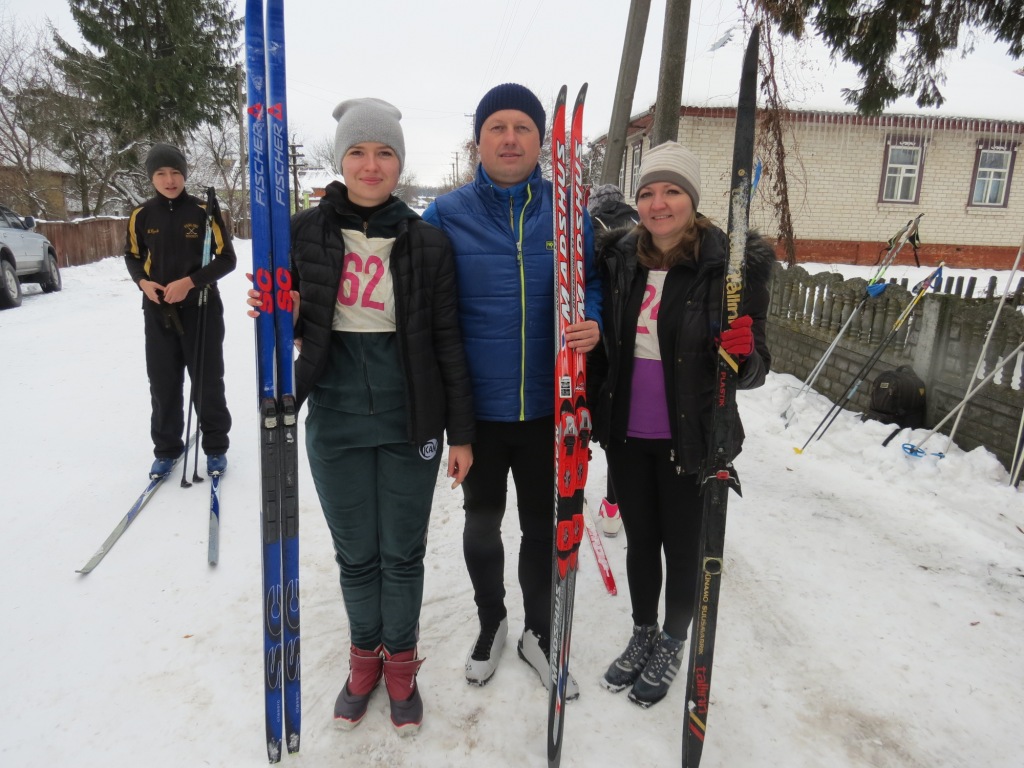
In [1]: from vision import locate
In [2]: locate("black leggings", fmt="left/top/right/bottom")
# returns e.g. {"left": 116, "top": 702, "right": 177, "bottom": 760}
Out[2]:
{"left": 607, "top": 438, "right": 703, "bottom": 639}
{"left": 461, "top": 418, "right": 554, "bottom": 639}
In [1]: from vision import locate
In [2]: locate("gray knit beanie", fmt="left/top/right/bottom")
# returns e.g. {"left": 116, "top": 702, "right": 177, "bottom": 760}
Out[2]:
{"left": 145, "top": 143, "right": 188, "bottom": 179}
{"left": 474, "top": 83, "right": 546, "bottom": 144}
{"left": 635, "top": 142, "right": 701, "bottom": 210}
{"left": 332, "top": 97, "right": 406, "bottom": 173}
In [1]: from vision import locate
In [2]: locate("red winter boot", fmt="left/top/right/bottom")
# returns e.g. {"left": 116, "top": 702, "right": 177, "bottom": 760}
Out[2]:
{"left": 333, "top": 644, "right": 383, "bottom": 730}
{"left": 382, "top": 648, "right": 425, "bottom": 736}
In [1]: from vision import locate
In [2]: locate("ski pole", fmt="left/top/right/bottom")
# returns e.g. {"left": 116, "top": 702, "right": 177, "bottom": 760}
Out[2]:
{"left": 796, "top": 263, "right": 942, "bottom": 453}
{"left": 1010, "top": 414, "right": 1023, "bottom": 487}
{"left": 782, "top": 214, "right": 922, "bottom": 425}
{"left": 902, "top": 337, "right": 1024, "bottom": 458}
{"left": 181, "top": 187, "right": 217, "bottom": 487}
{"left": 941, "top": 236, "right": 1023, "bottom": 455}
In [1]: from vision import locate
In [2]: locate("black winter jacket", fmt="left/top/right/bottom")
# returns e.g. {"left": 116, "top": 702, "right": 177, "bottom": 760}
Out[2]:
{"left": 290, "top": 182, "right": 475, "bottom": 447}
{"left": 125, "top": 189, "right": 236, "bottom": 306}
{"left": 588, "top": 222, "right": 774, "bottom": 474}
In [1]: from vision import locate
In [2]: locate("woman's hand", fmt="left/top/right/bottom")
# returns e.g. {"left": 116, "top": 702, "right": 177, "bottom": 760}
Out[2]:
{"left": 246, "top": 273, "right": 302, "bottom": 349}
{"left": 246, "top": 272, "right": 300, "bottom": 321}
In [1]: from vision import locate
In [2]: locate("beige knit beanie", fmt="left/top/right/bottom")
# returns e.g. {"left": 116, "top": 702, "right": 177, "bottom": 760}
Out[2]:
{"left": 635, "top": 142, "right": 701, "bottom": 210}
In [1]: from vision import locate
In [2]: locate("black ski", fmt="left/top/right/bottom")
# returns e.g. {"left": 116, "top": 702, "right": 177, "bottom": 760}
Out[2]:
{"left": 682, "top": 26, "right": 759, "bottom": 768}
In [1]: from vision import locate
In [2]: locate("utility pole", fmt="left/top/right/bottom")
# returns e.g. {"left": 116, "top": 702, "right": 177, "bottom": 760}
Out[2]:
{"left": 237, "top": 63, "right": 248, "bottom": 233}
{"left": 288, "top": 138, "right": 305, "bottom": 213}
{"left": 452, "top": 152, "right": 460, "bottom": 184}
{"left": 600, "top": 0, "right": 652, "bottom": 185}
{"left": 650, "top": 0, "right": 692, "bottom": 148}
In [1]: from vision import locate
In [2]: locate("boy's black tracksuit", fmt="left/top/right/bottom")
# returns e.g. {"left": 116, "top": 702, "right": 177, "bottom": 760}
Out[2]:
{"left": 125, "top": 189, "right": 236, "bottom": 458}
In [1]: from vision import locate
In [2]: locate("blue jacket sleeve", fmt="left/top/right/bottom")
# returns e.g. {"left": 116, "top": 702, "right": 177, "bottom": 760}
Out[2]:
{"left": 582, "top": 209, "right": 603, "bottom": 333}
{"left": 421, "top": 202, "right": 440, "bottom": 227}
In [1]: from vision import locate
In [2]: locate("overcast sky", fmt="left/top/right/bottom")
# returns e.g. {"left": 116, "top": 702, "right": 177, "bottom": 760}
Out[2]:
{"left": 5, "top": 0, "right": 1023, "bottom": 187}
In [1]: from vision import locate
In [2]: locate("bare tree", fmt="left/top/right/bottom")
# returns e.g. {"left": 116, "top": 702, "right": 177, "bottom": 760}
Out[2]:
{"left": 305, "top": 133, "right": 336, "bottom": 173}
{"left": 0, "top": 14, "right": 60, "bottom": 216}
{"left": 187, "top": 122, "right": 246, "bottom": 224}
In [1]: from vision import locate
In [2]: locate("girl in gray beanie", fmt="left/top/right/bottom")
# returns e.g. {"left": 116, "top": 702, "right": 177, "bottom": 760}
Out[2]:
{"left": 248, "top": 96, "right": 474, "bottom": 736}
{"left": 587, "top": 140, "right": 776, "bottom": 708}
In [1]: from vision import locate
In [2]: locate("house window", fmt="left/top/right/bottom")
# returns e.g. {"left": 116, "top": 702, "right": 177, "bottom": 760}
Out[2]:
{"left": 629, "top": 143, "right": 642, "bottom": 197}
{"left": 880, "top": 137, "right": 924, "bottom": 203}
{"left": 969, "top": 142, "right": 1016, "bottom": 207}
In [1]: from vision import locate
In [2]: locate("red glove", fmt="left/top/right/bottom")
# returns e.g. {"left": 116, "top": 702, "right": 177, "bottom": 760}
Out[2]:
{"left": 719, "top": 315, "right": 754, "bottom": 361}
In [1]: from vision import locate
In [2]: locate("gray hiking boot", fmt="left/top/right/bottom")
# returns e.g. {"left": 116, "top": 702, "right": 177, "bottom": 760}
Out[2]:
{"left": 628, "top": 630, "right": 686, "bottom": 708}
{"left": 601, "top": 623, "right": 660, "bottom": 693}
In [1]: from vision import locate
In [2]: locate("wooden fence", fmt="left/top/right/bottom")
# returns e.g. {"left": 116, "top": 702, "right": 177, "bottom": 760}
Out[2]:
{"left": 37, "top": 218, "right": 126, "bottom": 268}
{"left": 769, "top": 262, "right": 1024, "bottom": 471}
{"left": 36, "top": 210, "right": 238, "bottom": 268}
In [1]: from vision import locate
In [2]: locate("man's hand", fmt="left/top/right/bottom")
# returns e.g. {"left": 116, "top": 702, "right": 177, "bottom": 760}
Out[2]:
{"left": 447, "top": 444, "right": 474, "bottom": 489}
{"left": 565, "top": 319, "right": 600, "bottom": 354}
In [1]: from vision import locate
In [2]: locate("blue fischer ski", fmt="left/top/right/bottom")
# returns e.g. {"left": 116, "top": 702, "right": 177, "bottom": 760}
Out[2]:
{"left": 246, "top": 0, "right": 300, "bottom": 760}
{"left": 548, "top": 82, "right": 589, "bottom": 768}
{"left": 682, "top": 27, "right": 759, "bottom": 768}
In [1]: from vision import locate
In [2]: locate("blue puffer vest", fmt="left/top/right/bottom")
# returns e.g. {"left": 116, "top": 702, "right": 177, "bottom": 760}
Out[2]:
{"left": 423, "top": 164, "right": 602, "bottom": 422}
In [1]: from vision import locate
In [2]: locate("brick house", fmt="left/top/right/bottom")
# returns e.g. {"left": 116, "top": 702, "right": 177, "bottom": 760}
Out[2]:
{"left": 610, "top": 105, "right": 1023, "bottom": 269}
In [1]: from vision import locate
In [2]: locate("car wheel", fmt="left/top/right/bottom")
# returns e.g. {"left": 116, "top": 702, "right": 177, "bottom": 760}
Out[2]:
{"left": 0, "top": 259, "right": 22, "bottom": 309}
{"left": 40, "top": 252, "right": 62, "bottom": 293}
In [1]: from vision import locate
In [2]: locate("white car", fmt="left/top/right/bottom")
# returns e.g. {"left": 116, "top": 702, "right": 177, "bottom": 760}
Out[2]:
{"left": 0, "top": 204, "right": 61, "bottom": 309}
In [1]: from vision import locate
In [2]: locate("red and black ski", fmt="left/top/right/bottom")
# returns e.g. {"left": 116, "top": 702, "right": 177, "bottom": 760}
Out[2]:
{"left": 547, "top": 82, "right": 589, "bottom": 768}
{"left": 682, "top": 28, "right": 759, "bottom": 768}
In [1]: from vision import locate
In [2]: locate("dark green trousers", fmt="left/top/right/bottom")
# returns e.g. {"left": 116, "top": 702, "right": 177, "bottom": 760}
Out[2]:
{"left": 305, "top": 401, "right": 442, "bottom": 652}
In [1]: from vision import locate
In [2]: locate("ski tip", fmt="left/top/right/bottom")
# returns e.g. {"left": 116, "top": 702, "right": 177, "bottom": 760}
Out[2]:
{"left": 575, "top": 82, "right": 588, "bottom": 102}
{"left": 793, "top": 447, "right": 804, "bottom": 455}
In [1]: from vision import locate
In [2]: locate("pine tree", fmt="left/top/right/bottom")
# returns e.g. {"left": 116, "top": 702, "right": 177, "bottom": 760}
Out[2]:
{"left": 54, "top": 0, "right": 241, "bottom": 143}
{"left": 756, "top": 0, "right": 1024, "bottom": 114}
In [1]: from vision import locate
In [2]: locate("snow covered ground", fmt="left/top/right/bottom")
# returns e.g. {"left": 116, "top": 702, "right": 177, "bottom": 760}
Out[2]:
{"left": 2, "top": 245, "right": 1022, "bottom": 767}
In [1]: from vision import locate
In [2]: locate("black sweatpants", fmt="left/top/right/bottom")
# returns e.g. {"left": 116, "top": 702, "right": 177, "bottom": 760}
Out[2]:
{"left": 143, "top": 292, "right": 231, "bottom": 457}
{"left": 606, "top": 438, "right": 703, "bottom": 640}
{"left": 461, "top": 418, "right": 554, "bottom": 640}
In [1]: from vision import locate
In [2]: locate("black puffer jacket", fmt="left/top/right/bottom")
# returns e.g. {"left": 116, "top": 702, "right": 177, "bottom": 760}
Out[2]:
{"left": 588, "top": 222, "right": 774, "bottom": 474}
{"left": 290, "top": 182, "right": 475, "bottom": 446}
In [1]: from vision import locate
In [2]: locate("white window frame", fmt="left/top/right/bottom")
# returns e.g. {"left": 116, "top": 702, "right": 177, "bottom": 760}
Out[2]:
{"left": 969, "top": 141, "right": 1017, "bottom": 208}
{"left": 879, "top": 136, "right": 924, "bottom": 204}
{"left": 629, "top": 143, "right": 643, "bottom": 197}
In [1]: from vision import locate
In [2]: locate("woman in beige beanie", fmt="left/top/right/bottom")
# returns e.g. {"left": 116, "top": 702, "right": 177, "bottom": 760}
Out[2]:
{"left": 588, "top": 141, "right": 775, "bottom": 707}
